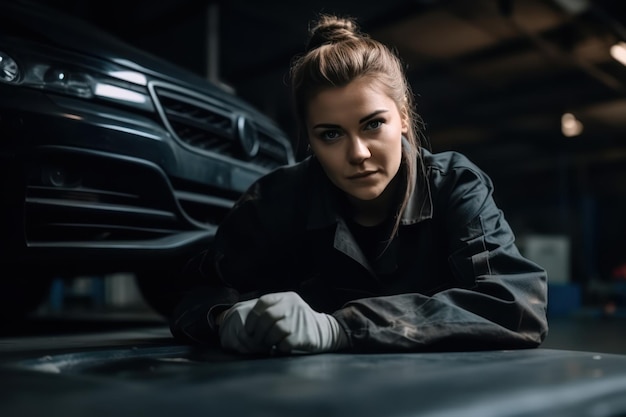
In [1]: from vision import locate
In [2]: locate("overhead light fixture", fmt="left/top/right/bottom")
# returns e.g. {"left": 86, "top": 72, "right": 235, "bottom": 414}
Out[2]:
{"left": 561, "top": 113, "right": 583, "bottom": 137}
{"left": 610, "top": 42, "right": 626, "bottom": 66}
{"left": 552, "top": 0, "right": 590, "bottom": 15}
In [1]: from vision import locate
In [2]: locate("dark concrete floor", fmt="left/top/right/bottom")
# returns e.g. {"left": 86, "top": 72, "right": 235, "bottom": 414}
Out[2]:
{"left": 1, "top": 307, "right": 626, "bottom": 417}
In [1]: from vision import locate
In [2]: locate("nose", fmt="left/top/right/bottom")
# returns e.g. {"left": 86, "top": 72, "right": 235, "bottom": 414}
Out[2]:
{"left": 347, "top": 136, "right": 371, "bottom": 164}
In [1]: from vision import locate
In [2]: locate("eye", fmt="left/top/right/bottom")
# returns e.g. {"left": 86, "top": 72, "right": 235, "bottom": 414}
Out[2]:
{"left": 320, "top": 129, "right": 343, "bottom": 142}
{"left": 364, "top": 119, "right": 384, "bottom": 130}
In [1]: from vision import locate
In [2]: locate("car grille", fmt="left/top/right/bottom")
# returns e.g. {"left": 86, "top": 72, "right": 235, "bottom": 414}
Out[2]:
{"left": 152, "top": 84, "right": 293, "bottom": 169}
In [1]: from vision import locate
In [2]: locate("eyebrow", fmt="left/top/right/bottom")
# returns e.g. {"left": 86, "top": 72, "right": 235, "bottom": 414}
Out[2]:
{"left": 312, "top": 109, "right": 388, "bottom": 129}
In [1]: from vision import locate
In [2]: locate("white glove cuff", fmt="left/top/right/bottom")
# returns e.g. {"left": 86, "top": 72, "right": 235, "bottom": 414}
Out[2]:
{"left": 325, "top": 314, "right": 349, "bottom": 352}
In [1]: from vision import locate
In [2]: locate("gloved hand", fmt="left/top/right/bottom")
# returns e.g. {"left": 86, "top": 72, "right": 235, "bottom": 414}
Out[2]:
{"left": 218, "top": 298, "right": 267, "bottom": 354}
{"left": 244, "top": 291, "right": 348, "bottom": 354}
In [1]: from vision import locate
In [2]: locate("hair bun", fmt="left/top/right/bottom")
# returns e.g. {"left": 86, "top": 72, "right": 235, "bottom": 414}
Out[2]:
{"left": 306, "top": 14, "right": 362, "bottom": 51}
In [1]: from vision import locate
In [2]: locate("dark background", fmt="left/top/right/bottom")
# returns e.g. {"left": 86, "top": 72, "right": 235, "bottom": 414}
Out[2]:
{"left": 23, "top": 0, "right": 626, "bottom": 307}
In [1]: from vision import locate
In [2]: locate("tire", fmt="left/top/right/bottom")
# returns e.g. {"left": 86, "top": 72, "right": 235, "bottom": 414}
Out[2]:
{"left": 0, "top": 277, "right": 52, "bottom": 324}
{"left": 135, "top": 265, "right": 186, "bottom": 319}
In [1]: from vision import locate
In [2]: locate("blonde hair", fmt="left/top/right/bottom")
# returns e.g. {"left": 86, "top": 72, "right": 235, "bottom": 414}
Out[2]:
{"left": 290, "top": 14, "right": 426, "bottom": 238}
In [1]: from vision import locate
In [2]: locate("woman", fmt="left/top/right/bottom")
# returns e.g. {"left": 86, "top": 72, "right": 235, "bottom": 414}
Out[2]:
{"left": 170, "top": 14, "right": 548, "bottom": 354}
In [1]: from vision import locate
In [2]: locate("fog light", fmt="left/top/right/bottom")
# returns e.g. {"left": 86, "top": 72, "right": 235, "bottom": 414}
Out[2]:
{"left": 42, "top": 165, "right": 81, "bottom": 187}
{"left": 0, "top": 51, "right": 20, "bottom": 83}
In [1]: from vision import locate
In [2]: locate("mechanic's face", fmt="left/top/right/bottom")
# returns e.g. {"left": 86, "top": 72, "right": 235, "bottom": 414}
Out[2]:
{"left": 306, "top": 77, "right": 407, "bottom": 203}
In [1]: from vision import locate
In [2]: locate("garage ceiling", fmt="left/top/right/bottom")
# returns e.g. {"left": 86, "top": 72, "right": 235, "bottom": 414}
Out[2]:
{"left": 25, "top": 0, "right": 626, "bottom": 177}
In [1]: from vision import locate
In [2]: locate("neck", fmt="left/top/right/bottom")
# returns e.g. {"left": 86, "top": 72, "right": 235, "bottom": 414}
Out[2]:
{"left": 347, "top": 176, "right": 399, "bottom": 227}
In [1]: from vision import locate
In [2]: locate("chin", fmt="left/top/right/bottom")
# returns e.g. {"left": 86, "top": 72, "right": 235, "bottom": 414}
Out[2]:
{"left": 348, "top": 189, "right": 385, "bottom": 201}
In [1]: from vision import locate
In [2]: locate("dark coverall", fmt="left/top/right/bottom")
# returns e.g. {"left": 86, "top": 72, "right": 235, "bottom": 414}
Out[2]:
{"left": 170, "top": 148, "right": 549, "bottom": 352}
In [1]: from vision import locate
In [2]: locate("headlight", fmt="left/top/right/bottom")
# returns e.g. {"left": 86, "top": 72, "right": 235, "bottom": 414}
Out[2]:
{"left": 1, "top": 42, "right": 154, "bottom": 112}
{"left": 0, "top": 51, "right": 20, "bottom": 83}
{"left": 41, "top": 66, "right": 94, "bottom": 98}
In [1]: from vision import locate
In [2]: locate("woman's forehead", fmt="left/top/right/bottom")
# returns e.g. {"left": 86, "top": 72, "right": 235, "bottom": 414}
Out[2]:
{"left": 307, "top": 79, "right": 397, "bottom": 124}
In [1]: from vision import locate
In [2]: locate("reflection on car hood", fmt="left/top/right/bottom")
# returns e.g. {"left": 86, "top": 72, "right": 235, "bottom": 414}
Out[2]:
{"left": 2, "top": 0, "right": 261, "bottom": 116}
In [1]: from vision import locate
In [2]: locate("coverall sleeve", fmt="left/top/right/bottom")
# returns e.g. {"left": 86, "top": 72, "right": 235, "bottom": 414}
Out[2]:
{"left": 332, "top": 162, "right": 549, "bottom": 353}
{"left": 169, "top": 178, "right": 297, "bottom": 345}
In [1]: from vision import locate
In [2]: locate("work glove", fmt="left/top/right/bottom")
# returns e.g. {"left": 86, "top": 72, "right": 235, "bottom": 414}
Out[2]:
{"left": 218, "top": 298, "right": 267, "bottom": 354}
{"left": 244, "top": 291, "right": 348, "bottom": 354}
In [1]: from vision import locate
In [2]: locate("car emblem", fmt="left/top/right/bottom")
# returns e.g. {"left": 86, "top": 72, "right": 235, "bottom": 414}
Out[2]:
{"left": 236, "top": 115, "right": 260, "bottom": 159}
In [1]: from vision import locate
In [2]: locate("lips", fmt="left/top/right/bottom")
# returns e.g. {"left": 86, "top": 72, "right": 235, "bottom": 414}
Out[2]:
{"left": 347, "top": 170, "right": 378, "bottom": 179}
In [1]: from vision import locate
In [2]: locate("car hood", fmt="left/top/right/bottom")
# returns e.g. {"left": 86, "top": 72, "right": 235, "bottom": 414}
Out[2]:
{"left": 2, "top": 0, "right": 262, "bottom": 116}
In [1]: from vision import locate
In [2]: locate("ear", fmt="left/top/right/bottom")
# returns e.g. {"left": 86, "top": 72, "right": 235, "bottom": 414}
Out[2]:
{"left": 400, "top": 105, "right": 409, "bottom": 134}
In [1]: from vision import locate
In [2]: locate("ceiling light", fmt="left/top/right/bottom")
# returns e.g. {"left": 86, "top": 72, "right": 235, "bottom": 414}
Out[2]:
{"left": 610, "top": 42, "right": 626, "bottom": 66}
{"left": 552, "top": 0, "right": 589, "bottom": 15}
{"left": 561, "top": 113, "right": 583, "bottom": 137}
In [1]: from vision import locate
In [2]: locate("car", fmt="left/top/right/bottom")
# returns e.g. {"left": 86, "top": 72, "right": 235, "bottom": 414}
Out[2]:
{"left": 0, "top": 0, "right": 296, "bottom": 320}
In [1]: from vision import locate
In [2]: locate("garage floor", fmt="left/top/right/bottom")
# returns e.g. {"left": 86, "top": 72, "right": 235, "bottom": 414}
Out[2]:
{"left": 1, "top": 305, "right": 626, "bottom": 417}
